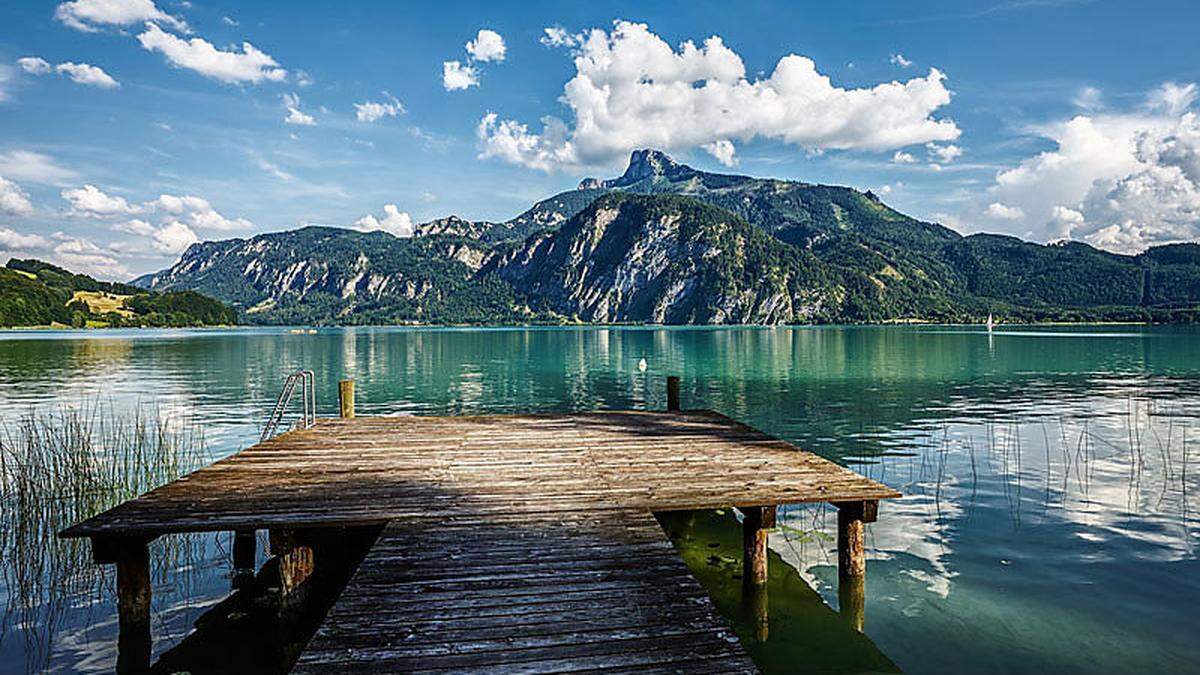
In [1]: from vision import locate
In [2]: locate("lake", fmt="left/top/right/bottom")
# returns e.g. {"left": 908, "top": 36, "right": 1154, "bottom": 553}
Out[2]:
{"left": 1, "top": 325, "right": 1197, "bottom": 673}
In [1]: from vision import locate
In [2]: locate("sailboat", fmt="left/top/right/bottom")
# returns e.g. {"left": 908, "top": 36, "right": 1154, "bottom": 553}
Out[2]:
{"left": 986, "top": 313, "right": 994, "bottom": 333}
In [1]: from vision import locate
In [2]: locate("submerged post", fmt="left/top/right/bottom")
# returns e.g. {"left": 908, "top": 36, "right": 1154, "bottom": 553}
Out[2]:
{"left": 666, "top": 376, "right": 681, "bottom": 411}
{"left": 338, "top": 379, "right": 355, "bottom": 418}
{"left": 741, "top": 505, "right": 775, "bottom": 587}
{"left": 834, "top": 499, "right": 877, "bottom": 631}
{"left": 93, "top": 536, "right": 152, "bottom": 674}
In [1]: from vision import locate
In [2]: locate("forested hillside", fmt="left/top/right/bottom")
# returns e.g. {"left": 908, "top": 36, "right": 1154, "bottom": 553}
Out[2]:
{"left": 0, "top": 259, "right": 236, "bottom": 328}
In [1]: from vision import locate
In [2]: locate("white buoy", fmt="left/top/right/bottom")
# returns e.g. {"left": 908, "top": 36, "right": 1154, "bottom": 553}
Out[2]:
{"left": 637, "top": 358, "right": 648, "bottom": 372}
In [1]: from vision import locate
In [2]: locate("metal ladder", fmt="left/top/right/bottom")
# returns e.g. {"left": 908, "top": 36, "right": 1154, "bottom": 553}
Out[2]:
{"left": 261, "top": 370, "right": 316, "bottom": 441}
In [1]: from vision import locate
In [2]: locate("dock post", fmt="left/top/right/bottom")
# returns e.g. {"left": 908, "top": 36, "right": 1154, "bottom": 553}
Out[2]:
{"left": 666, "top": 376, "right": 681, "bottom": 411}
{"left": 93, "top": 536, "right": 152, "bottom": 674}
{"left": 269, "top": 528, "right": 315, "bottom": 616}
{"left": 232, "top": 530, "right": 256, "bottom": 589}
{"left": 834, "top": 500, "right": 877, "bottom": 631}
{"left": 339, "top": 379, "right": 355, "bottom": 418}
{"left": 741, "top": 505, "right": 775, "bottom": 587}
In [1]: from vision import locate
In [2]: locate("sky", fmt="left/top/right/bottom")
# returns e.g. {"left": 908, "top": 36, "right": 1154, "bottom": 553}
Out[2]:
{"left": 1, "top": 0, "right": 1198, "bottom": 279}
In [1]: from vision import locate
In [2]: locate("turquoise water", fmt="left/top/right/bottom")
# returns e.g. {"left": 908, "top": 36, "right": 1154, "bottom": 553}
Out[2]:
{"left": 1, "top": 325, "right": 1197, "bottom": 673}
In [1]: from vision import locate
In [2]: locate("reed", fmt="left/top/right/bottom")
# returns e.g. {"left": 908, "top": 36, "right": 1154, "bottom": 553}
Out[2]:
{"left": 0, "top": 400, "right": 207, "bottom": 671}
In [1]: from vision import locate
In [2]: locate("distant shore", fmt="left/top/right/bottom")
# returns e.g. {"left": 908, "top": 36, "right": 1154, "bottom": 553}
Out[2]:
{"left": 1, "top": 320, "right": 1181, "bottom": 333}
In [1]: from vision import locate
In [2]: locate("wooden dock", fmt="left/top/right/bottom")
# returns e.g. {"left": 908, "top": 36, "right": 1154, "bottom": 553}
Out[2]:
{"left": 62, "top": 380, "right": 900, "bottom": 673}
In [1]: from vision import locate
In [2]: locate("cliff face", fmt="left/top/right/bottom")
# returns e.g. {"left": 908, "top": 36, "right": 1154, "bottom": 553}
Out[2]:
{"left": 135, "top": 226, "right": 528, "bottom": 324}
{"left": 488, "top": 193, "right": 838, "bottom": 324}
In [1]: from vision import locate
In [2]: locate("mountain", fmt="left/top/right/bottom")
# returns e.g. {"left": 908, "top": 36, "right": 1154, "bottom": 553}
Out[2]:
{"left": 488, "top": 193, "right": 838, "bottom": 323}
{"left": 134, "top": 226, "right": 535, "bottom": 324}
{"left": 134, "top": 150, "right": 1200, "bottom": 325}
{"left": 1, "top": 259, "right": 236, "bottom": 328}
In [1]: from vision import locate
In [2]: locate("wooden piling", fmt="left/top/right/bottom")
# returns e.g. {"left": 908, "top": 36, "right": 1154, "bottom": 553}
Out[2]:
{"left": 232, "top": 530, "right": 256, "bottom": 589}
{"left": 338, "top": 379, "right": 355, "bottom": 419}
{"left": 835, "top": 500, "right": 877, "bottom": 580}
{"left": 839, "top": 572, "right": 866, "bottom": 632}
{"left": 100, "top": 538, "right": 151, "bottom": 675}
{"left": 745, "top": 580, "right": 769, "bottom": 642}
{"left": 269, "top": 529, "right": 315, "bottom": 592}
{"left": 666, "top": 376, "right": 681, "bottom": 411}
{"left": 741, "top": 505, "right": 775, "bottom": 587}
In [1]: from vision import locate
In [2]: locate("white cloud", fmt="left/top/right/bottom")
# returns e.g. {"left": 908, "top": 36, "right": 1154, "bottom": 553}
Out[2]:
{"left": 20, "top": 57, "right": 119, "bottom": 88}
{"left": 442, "top": 60, "right": 478, "bottom": 91}
{"left": 55, "top": 62, "right": 119, "bottom": 88}
{"left": 0, "top": 150, "right": 79, "bottom": 185}
{"left": 984, "top": 82, "right": 1200, "bottom": 252}
{"left": 890, "top": 52, "right": 913, "bottom": 68}
{"left": 701, "top": 139, "right": 737, "bottom": 167}
{"left": 137, "top": 22, "right": 287, "bottom": 84}
{"left": 0, "top": 226, "right": 50, "bottom": 249}
{"left": 151, "top": 193, "right": 251, "bottom": 230}
{"left": 540, "top": 26, "right": 578, "bottom": 48}
{"left": 283, "top": 92, "right": 315, "bottom": 125}
{"left": 1076, "top": 116, "right": 1200, "bottom": 252}
{"left": 111, "top": 217, "right": 194, "bottom": 254}
{"left": 354, "top": 92, "right": 404, "bottom": 122}
{"left": 465, "top": 29, "right": 506, "bottom": 62}
{"left": 252, "top": 154, "right": 294, "bottom": 181}
{"left": 478, "top": 20, "right": 960, "bottom": 171}
{"left": 1073, "top": 85, "right": 1102, "bottom": 111}
{"left": 0, "top": 176, "right": 34, "bottom": 215}
{"left": 476, "top": 113, "right": 574, "bottom": 172}
{"left": 113, "top": 218, "right": 156, "bottom": 235}
{"left": 282, "top": 106, "right": 312, "bottom": 125}
{"left": 18, "top": 57, "right": 52, "bottom": 75}
{"left": 926, "top": 142, "right": 963, "bottom": 163}
{"left": 52, "top": 236, "right": 128, "bottom": 278}
{"left": 221, "top": 15, "right": 238, "bottom": 26}
{"left": 1050, "top": 205, "right": 1084, "bottom": 231}
{"left": 151, "top": 220, "right": 198, "bottom": 254}
{"left": 1147, "top": 82, "right": 1197, "bottom": 117}
{"left": 351, "top": 204, "right": 414, "bottom": 238}
{"left": 892, "top": 150, "right": 917, "bottom": 164}
{"left": 55, "top": 0, "right": 187, "bottom": 32}
{"left": 62, "top": 184, "right": 137, "bottom": 216}
{"left": 58, "top": 184, "right": 253, "bottom": 235}
{"left": 985, "top": 202, "right": 1025, "bottom": 220}
{"left": 0, "top": 64, "right": 14, "bottom": 102}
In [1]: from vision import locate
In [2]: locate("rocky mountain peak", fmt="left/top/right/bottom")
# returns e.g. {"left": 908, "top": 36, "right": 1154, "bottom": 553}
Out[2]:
{"left": 603, "top": 149, "right": 694, "bottom": 188}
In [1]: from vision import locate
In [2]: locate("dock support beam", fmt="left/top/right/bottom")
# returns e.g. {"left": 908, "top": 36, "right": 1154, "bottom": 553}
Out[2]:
{"left": 339, "top": 379, "right": 355, "bottom": 418}
{"left": 232, "top": 530, "right": 256, "bottom": 589}
{"left": 834, "top": 499, "right": 878, "bottom": 632}
{"left": 93, "top": 536, "right": 153, "bottom": 674}
{"left": 741, "top": 505, "right": 775, "bottom": 587}
{"left": 666, "top": 376, "right": 680, "bottom": 412}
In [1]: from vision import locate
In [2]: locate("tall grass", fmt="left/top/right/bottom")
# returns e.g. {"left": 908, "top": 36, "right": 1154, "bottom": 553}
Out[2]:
{"left": 0, "top": 401, "right": 207, "bottom": 671}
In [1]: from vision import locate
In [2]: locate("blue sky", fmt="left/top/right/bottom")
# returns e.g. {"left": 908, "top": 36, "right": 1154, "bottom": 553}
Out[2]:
{"left": 1, "top": 0, "right": 1198, "bottom": 279}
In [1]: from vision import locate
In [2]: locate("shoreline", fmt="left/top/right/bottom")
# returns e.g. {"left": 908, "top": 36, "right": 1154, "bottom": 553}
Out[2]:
{"left": 0, "top": 320, "right": 1180, "bottom": 334}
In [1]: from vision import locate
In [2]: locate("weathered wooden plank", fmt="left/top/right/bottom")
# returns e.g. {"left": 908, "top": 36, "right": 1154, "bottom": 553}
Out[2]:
{"left": 293, "top": 511, "right": 755, "bottom": 673}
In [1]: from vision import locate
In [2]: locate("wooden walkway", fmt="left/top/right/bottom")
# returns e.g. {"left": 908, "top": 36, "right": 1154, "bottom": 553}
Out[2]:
{"left": 295, "top": 512, "right": 755, "bottom": 673}
{"left": 63, "top": 406, "right": 899, "bottom": 673}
